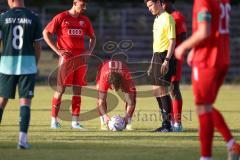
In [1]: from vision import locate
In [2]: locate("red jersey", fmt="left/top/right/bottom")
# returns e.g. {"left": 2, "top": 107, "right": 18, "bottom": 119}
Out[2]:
{"left": 96, "top": 60, "right": 135, "bottom": 93}
{"left": 192, "top": 0, "right": 231, "bottom": 68}
{"left": 171, "top": 11, "right": 187, "bottom": 46}
{"left": 45, "top": 11, "right": 94, "bottom": 55}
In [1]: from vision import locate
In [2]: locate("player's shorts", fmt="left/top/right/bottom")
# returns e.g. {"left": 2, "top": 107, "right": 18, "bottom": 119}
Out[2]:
{"left": 192, "top": 65, "right": 228, "bottom": 105}
{"left": 0, "top": 73, "right": 35, "bottom": 99}
{"left": 171, "top": 59, "right": 183, "bottom": 82}
{"left": 149, "top": 51, "right": 176, "bottom": 86}
{"left": 57, "top": 56, "right": 87, "bottom": 87}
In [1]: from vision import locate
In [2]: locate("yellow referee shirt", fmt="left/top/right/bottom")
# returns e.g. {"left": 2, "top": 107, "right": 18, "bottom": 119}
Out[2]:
{"left": 153, "top": 12, "right": 176, "bottom": 53}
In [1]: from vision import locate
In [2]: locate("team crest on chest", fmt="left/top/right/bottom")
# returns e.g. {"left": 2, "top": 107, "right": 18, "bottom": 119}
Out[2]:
{"left": 79, "top": 21, "right": 85, "bottom": 27}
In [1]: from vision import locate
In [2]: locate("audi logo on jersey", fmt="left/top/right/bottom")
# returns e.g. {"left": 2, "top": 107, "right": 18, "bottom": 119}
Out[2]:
{"left": 68, "top": 29, "right": 83, "bottom": 36}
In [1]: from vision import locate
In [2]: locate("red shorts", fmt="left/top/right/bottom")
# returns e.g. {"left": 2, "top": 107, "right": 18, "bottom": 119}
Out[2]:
{"left": 57, "top": 57, "right": 87, "bottom": 86}
{"left": 192, "top": 65, "right": 228, "bottom": 105}
{"left": 171, "top": 59, "right": 183, "bottom": 82}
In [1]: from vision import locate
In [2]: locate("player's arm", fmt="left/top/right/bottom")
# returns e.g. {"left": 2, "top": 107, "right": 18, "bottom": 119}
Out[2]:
{"left": 161, "top": 16, "right": 176, "bottom": 75}
{"left": 33, "top": 41, "right": 41, "bottom": 65}
{"left": 86, "top": 34, "right": 96, "bottom": 55}
{"left": 42, "top": 29, "right": 71, "bottom": 57}
{"left": 175, "top": 10, "right": 211, "bottom": 60}
{"left": 166, "top": 38, "right": 176, "bottom": 59}
{"left": 124, "top": 92, "right": 136, "bottom": 125}
{"left": 161, "top": 38, "right": 176, "bottom": 75}
{"left": 97, "top": 91, "right": 110, "bottom": 123}
{"left": 42, "top": 29, "right": 59, "bottom": 55}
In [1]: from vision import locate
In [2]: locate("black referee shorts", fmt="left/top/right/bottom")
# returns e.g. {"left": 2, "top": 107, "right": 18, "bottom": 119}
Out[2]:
{"left": 148, "top": 51, "right": 176, "bottom": 86}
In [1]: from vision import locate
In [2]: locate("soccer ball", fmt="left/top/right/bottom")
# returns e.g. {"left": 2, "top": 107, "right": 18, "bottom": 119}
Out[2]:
{"left": 108, "top": 115, "right": 126, "bottom": 131}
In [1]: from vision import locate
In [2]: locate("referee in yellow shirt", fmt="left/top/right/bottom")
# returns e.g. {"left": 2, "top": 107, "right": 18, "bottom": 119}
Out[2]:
{"left": 145, "top": 0, "right": 176, "bottom": 132}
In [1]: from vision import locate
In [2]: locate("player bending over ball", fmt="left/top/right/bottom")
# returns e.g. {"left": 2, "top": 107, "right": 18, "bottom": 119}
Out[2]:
{"left": 96, "top": 60, "right": 136, "bottom": 131}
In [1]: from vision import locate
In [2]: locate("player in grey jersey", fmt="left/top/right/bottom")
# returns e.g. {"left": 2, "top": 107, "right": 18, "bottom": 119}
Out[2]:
{"left": 0, "top": 0, "right": 42, "bottom": 149}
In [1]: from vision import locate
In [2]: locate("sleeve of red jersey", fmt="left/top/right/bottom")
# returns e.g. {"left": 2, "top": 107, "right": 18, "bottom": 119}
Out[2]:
{"left": 175, "top": 15, "right": 187, "bottom": 35}
{"left": 198, "top": 0, "right": 212, "bottom": 15}
{"left": 85, "top": 17, "right": 95, "bottom": 38}
{"left": 44, "top": 15, "right": 60, "bottom": 34}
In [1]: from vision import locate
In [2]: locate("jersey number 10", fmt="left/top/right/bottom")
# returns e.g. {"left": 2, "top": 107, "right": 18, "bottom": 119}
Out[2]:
{"left": 12, "top": 25, "right": 24, "bottom": 50}
{"left": 219, "top": 3, "right": 231, "bottom": 34}
{"left": 109, "top": 61, "right": 123, "bottom": 70}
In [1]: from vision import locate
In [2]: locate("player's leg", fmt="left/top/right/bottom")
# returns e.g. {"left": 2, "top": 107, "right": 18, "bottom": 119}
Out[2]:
{"left": 17, "top": 74, "right": 35, "bottom": 149}
{"left": 170, "top": 81, "right": 183, "bottom": 132}
{"left": 97, "top": 91, "right": 108, "bottom": 130}
{"left": 149, "top": 53, "right": 172, "bottom": 132}
{"left": 153, "top": 85, "right": 172, "bottom": 132}
{"left": 155, "top": 53, "right": 174, "bottom": 132}
{"left": 18, "top": 98, "right": 31, "bottom": 149}
{"left": 196, "top": 105, "right": 214, "bottom": 160}
{"left": 71, "top": 60, "right": 88, "bottom": 130}
{"left": 0, "top": 73, "right": 17, "bottom": 124}
{"left": 211, "top": 66, "right": 240, "bottom": 157}
{"left": 193, "top": 66, "right": 240, "bottom": 160}
{"left": 51, "top": 86, "right": 65, "bottom": 128}
{"left": 0, "top": 98, "right": 8, "bottom": 124}
{"left": 124, "top": 91, "right": 136, "bottom": 130}
{"left": 71, "top": 86, "right": 86, "bottom": 130}
{"left": 193, "top": 67, "right": 215, "bottom": 160}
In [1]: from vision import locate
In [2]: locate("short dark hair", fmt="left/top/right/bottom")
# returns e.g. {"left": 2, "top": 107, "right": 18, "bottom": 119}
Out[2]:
{"left": 108, "top": 72, "right": 123, "bottom": 91}
{"left": 144, "top": 0, "right": 160, "bottom": 4}
{"left": 161, "top": 0, "right": 175, "bottom": 3}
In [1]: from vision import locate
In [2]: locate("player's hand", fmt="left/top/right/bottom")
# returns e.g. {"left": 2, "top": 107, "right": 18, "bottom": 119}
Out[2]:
{"left": 161, "top": 60, "right": 169, "bottom": 75}
{"left": 103, "top": 114, "right": 111, "bottom": 124}
{"left": 58, "top": 49, "right": 72, "bottom": 57}
{"left": 187, "top": 49, "right": 194, "bottom": 67}
{"left": 147, "top": 65, "right": 152, "bottom": 76}
{"left": 175, "top": 45, "right": 187, "bottom": 60}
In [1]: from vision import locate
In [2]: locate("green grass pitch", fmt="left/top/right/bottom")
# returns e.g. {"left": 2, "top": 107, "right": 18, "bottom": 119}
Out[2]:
{"left": 0, "top": 85, "right": 240, "bottom": 160}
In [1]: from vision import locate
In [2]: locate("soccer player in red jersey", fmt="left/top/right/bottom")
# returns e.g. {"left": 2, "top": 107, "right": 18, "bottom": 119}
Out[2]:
{"left": 175, "top": 0, "right": 240, "bottom": 159}
{"left": 96, "top": 60, "right": 136, "bottom": 131}
{"left": 43, "top": 0, "right": 96, "bottom": 129}
{"left": 161, "top": 0, "right": 187, "bottom": 132}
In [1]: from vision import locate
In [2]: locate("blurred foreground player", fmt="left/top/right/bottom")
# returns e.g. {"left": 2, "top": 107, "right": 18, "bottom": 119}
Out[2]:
{"left": 175, "top": 0, "right": 240, "bottom": 159}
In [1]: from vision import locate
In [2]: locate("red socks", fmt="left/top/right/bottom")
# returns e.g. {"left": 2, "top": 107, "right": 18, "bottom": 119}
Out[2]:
{"left": 52, "top": 97, "right": 61, "bottom": 117}
{"left": 172, "top": 99, "right": 182, "bottom": 123}
{"left": 198, "top": 112, "right": 214, "bottom": 157}
{"left": 198, "top": 107, "right": 234, "bottom": 158}
{"left": 212, "top": 108, "right": 233, "bottom": 142}
{"left": 72, "top": 96, "right": 81, "bottom": 116}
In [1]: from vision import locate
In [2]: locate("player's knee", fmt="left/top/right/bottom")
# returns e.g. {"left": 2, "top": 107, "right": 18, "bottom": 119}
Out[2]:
{"left": 73, "top": 87, "right": 81, "bottom": 95}
{"left": 0, "top": 98, "right": 8, "bottom": 108}
{"left": 170, "top": 82, "right": 182, "bottom": 100}
{"left": 170, "top": 89, "right": 181, "bottom": 100}
{"left": 97, "top": 99, "right": 106, "bottom": 107}
{"left": 20, "top": 98, "right": 31, "bottom": 106}
{"left": 196, "top": 104, "right": 213, "bottom": 115}
{"left": 54, "top": 91, "right": 63, "bottom": 99}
